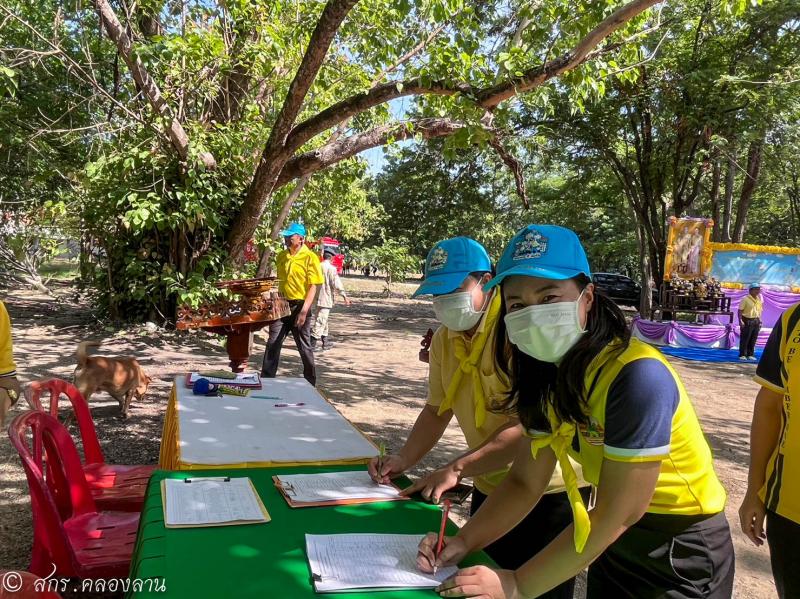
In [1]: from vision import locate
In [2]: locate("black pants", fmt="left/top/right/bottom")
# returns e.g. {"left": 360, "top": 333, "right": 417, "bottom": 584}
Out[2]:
{"left": 471, "top": 487, "right": 591, "bottom": 599}
{"left": 767, "top": 510, "right": 800, "bottom": 599}
{"left": 739, "top": 317, "right": 761, "bottom": 357}
{"left": 261, "top": 300, "right": 316, "bottom": 386}
{"left": 587, "top": 511, "right": 735, "bottom": 598}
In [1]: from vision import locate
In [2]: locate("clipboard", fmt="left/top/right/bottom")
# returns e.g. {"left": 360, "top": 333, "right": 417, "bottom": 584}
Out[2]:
{"left": 272, "top": 472, "right": 409, "bottom": 508}
{"left": 161, "top": 477, "right": 271, "bottom": 528}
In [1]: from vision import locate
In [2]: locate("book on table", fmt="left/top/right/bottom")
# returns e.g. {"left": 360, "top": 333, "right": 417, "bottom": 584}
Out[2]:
{"left": 185, "top": 371, "right": 262, "bottom": 388}
{"left": 305, "top": 533, "right": 457, "bottom": 593}
{"left": 273, "top": 471, "right": 408, "bottom": 508}
{"left": 161, "top": 477, "right": 271, "bottom": 528}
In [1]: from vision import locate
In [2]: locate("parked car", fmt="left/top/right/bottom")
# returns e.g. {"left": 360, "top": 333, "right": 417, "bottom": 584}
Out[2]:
{"left": 592, "top": 272, "right": 649, "bottom": 307}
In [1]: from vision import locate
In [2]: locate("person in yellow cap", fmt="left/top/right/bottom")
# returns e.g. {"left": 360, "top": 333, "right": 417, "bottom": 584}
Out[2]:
{"left": 417, "top": 225, "right": 733, "bottom": 598}
{"left": 369, "top": 237, "right": 585, "bottom": 599}
{"left": 0, "top": 300, "right": 21, "bottom": 428}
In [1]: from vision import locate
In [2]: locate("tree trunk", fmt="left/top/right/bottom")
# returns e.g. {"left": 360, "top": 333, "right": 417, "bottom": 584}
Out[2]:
{"left": 721, "top": 152, "right": 735, "bottom": 243}
{"left": 636, "top": 221, "right": 654, "bottom": 317}
{"left": 710, "top": 156, "right": 722, "bottom": 241}
{"left": 732, "top": 135, "right": 765, "bottom": 242}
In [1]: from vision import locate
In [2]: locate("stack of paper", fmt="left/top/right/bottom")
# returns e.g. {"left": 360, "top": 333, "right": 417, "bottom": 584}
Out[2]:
{"left": 186, "top": 371, "right": 262, "bottom": 388}
{"left": 273, "top": 471, "right": 407, "bottom": 507}
{"left": 162, "top": 477, "right": 271, "bottom": 528}
{"left": 306, "top": 533, "right": 456, "bottom": 592}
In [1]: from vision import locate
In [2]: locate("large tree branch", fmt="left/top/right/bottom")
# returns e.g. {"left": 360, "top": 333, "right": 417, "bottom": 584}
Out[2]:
{"left": 227, "top": 0, "right": 662, "bottom": 262}
{"left": 284, "top": 0, "right": 662, "bottom": 153}
{"left": 93, "top": 0, "right": 216, "bottom": 168}
{"left": 274, "top": 119, "right": 465, "bottom": 188}
{"left": 227, "top": 0, "right": 361, "bottom": 258}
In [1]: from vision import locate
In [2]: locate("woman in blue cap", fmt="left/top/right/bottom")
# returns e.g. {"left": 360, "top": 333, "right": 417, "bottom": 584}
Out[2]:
{"left": 370, "top": 236, "right": 586, "bottom": 599}
{"left": 417, "top": 225, "right": 734, "bottom": 598}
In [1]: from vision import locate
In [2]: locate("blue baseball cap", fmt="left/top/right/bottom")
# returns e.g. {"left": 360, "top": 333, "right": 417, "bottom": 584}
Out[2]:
{"left": 749, "top": 282, "right": 761, "bottom": 290}
{"left": 280, "top": 222, "right": 306, "bottom": 237}
{"left": 413, "top": 237, "right": 491, "bottom": 297}
{"left": 484, "top": 225, "right": 591, "bottom": 291}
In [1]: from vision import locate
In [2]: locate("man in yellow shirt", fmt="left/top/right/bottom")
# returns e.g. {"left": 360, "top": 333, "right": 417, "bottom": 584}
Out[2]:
{"left": 741, "top": 302, "right": 800, "bottom": 598}
{"left": 261, "top": 222, "right": 324, "bottom": 385}
{"left": 368, "top": 237, "right": 583, "bottom": 599}
{"left": 0, "top": 300, "right": 21, "bottom": 428}
{"left": 739, "top": 282, "right": 763, "bottom": 360}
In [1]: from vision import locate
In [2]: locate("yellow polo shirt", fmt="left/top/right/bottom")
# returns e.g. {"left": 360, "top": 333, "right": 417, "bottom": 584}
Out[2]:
{"left": 0, "top": 301, "right": 16, "bottom": 378}
{"left": 276, "top": 245, "right": 324, "bottom": 301}
{"left": 754, "top": 303, "right": 800, "bottom": 523}
{"left": 427, "top": 300, "right": 576, "bottom": 496}
{"left": 740, "top": 294, "right": 763, "bottom": 319}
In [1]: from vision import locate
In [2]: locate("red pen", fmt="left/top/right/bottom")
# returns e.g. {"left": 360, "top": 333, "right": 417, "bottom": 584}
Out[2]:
{"left": 433, "top": 499, "right": 451, "bottom": 575}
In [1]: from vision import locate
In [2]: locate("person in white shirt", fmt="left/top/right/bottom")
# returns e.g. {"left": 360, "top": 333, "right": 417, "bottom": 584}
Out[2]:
{"left": 311, "top": 249, "right": 351, "bottom": 351}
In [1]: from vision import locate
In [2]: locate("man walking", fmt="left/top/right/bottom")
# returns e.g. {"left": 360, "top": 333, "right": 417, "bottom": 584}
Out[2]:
{"left": 261, "top": 222, "right": 323, "bottom": 385}
{"left": 311, "top": 248, "right": 351, "bottom": 352}
{"left": 739, "top": 283, "right": 763, "bottom": 361}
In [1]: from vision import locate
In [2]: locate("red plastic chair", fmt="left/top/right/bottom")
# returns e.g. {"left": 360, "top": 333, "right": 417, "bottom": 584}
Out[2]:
{"left": 24, "top": 379, "right": 154, "bottom": 512}
{"left": 9, "top": 411, "right": 139, "bottom": 578}
{"left": 0, "top": 569, "right": 63, "bottom": 598}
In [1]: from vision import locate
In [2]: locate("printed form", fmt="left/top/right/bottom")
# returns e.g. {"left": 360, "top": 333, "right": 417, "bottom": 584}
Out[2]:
{"left": 306, "top": 533, "right": 456, "bottom": 592}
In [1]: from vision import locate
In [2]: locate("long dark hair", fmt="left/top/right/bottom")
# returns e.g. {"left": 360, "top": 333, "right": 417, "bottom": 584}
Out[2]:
{"left": 493, "top": 274, "right": 630, "bottom": 430}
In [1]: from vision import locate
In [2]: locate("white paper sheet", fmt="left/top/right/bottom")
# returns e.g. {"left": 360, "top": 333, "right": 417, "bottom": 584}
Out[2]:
{"left": 276, "top": 471, "right": 402, "bottom": 503}
{"left": 164, "top": 477, "right": 267, "bottom": 526}
{"left": 174, "top": 376, "right": 378, "bottom": 465}
{"left": 305, "top": 533, "right": 456, "bottom": 592}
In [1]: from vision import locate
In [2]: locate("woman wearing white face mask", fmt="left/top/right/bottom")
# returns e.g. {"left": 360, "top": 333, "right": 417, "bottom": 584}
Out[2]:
{"left": 417, "top": 225, "right": 734, "bottom": 599}
{"left": 370, "top": 236, "right": 586, "bottom": 599}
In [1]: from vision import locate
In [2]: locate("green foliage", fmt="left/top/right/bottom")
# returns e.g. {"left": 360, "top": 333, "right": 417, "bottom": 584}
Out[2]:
{"left": 349, "top": 237, "right": 418, "bottom": 292}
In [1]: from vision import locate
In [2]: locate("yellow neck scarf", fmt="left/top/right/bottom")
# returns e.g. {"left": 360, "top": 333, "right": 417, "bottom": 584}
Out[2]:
{"left": 437, "top": 291, "right": 501, "bottom": 429}
{"left": 529, "top": 405, "right": 591, "bottom": 553}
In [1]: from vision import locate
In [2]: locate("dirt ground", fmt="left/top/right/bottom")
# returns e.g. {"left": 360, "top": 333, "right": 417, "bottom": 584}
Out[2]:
{"left": 0, "top": 277, "right": 777, "bottom": 598}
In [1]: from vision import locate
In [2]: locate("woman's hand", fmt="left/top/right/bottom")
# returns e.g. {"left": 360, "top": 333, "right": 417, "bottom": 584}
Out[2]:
{"left": 436, "top": 567, "right": 521, "bottom": 599}
{"left": 417, "top": 533, "right": 469, "bottom": 573}
{"left": 367, "top": 454, "right": 407, "bottom": 483}
{"left": 400, "top": 465, "right": 461, "bottom": 503}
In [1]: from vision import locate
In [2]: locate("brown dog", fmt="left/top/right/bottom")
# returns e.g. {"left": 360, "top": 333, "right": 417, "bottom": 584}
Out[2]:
{"left": 74, "top": 341, "right": 151, "bottom": 418}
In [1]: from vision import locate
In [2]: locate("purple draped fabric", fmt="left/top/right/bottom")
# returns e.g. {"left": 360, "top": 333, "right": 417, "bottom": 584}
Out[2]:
{"left": 707, "top": 289, "right": 800, "bottom": 327}
{"left": 632, "top": 316, "right": 771, "bottom": 349}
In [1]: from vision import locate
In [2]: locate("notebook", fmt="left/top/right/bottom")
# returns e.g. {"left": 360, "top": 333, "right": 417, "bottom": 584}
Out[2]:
{"left": 306, "top": 533, "right": 456, "bottom": 592}
{"left": 185, "top": 371, "right": 262, "bottom": 388}
{"left": 273, "top": 471, "right": 407, "bottom": 507}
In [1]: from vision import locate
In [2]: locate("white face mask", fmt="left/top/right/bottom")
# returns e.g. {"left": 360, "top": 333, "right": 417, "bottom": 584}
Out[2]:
{"left": 504, "top": 294, "right": 586, "bottom": 363}
{"left": 432, "top": 290, "right": 485, "bottom": 331}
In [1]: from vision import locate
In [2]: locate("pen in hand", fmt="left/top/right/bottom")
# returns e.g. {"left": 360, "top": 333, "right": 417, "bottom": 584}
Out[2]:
{"left": 434, "top": 499, "right": 451, "bottom": 575}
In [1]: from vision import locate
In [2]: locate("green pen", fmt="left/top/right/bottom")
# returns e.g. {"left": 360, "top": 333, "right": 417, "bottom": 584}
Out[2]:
{"left": 376, "top": 442, "right": 386, "bottom": 480}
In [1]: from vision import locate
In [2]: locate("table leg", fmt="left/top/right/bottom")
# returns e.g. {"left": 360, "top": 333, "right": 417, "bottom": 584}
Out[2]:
{"left": 226, "top": 329, "right": 253, "bottom": 372}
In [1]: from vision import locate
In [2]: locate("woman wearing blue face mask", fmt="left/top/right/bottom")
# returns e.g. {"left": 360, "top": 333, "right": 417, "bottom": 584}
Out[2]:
{"left": 370, "top": 236, "right": 587, "bottom": 598}
{"left": 417, "top": 225, "right": 734, "bottom": 598}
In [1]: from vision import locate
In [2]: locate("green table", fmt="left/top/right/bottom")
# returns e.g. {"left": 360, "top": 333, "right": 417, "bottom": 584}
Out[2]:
{"left": 127, "top": 465, "right": 494, "bottom": 598}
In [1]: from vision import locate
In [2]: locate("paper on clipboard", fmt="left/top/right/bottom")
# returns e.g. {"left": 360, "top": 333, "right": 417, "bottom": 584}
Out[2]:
{"left": 273, "top": 471, "right": 408, "bottom": 507}
{"left": 161, "top": 477, "right": 271, "bottom": 528}
{"left": 305, "top": 533, "right": 456, "bottom": 592}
